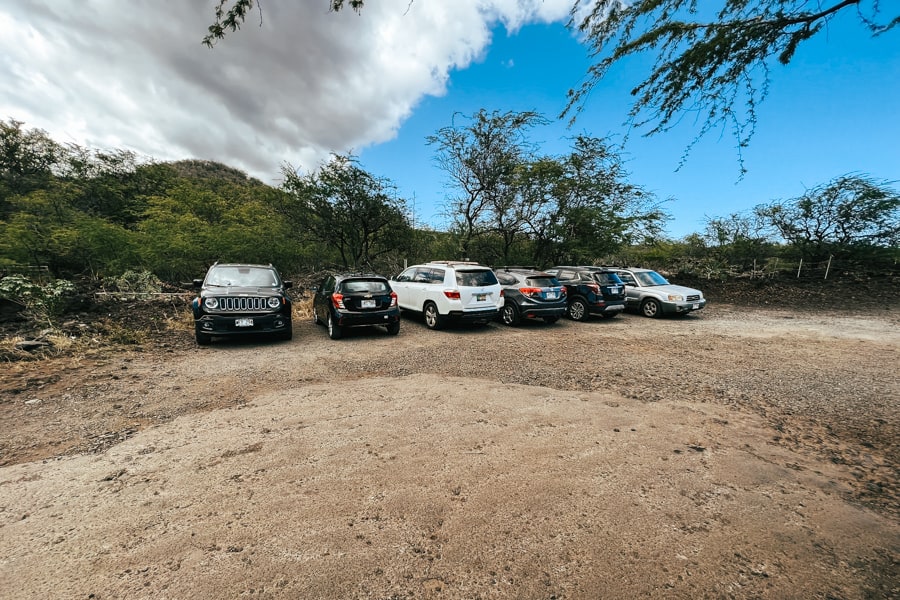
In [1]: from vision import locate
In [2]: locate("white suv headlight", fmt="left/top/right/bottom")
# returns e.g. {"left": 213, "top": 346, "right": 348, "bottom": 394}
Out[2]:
{"left": 667, "top": 294, "right": 684, "bottom": 302}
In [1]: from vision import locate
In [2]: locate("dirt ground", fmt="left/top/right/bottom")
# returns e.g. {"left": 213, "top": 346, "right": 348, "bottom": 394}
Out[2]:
{"left": 0, "top": 291, "right": 898, "bottom": 599}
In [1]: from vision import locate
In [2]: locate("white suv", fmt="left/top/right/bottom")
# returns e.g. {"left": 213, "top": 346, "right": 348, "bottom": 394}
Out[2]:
{"left": 391, "top": 261, "right": 504, "bottom": 329}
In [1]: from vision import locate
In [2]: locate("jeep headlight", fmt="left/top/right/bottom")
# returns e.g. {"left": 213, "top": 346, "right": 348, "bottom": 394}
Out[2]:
{"left": 667, "top": 294, "right": 684, "bottom": 302}
{"left": 204, "top": 297, "right": 219, "bottom": 309}
{"left": 267, "top": 297, "right": 281, "bottom": 309}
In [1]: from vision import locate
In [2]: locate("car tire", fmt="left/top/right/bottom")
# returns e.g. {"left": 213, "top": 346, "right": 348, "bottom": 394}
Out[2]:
{"left": 641, "top": 298, "right": 661, "bottom": 318}
{"left": 568, "top": 298, "right": 589, "bottom": 322}
{"left": 195, "top": 328, "right": 211, "bottom": 345}
{"left": 542, "top": 316, "right": 559, "bottom": 324}
{"left": 327, "top": 313, "right": 342, "bottom": 339}
{"left": 423, "top": 302, "right": 445, "bottom": 330}
{"left": 386, "top": 321, "right": 400, "bottom": 336}
{"left": 500, "top": 303, "right": 520, "bottom": 326}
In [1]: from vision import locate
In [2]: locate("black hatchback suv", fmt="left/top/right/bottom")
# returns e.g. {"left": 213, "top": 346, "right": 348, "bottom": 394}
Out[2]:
{"left": 545, "top": 266, "right": 626, "bottom": 321}
{"left": 312, "top": 273, "right": 400, "bottom": 340}
{"left": 493, "top": 267, "right": 567, "bottom": 326}
{"left": 192, "top": 262, "right": 293, "bottom": 345}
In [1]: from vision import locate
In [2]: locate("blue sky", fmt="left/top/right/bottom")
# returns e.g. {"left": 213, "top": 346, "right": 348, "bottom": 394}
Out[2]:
{"left": 1, "top": 1, "right": 897, "bottom": 240}
{"left": 359, "top": 13, "right": 900, "bottom": 239}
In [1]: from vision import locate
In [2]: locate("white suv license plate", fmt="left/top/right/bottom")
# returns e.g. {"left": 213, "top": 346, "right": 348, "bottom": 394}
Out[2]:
{"left": 235, "top": 318, "right": 254, "bottom": 327}
{"left": 476, "top": 294, "right": 487, "bottom": 301}
{"left": 692, "top": 303, "right": 700, "bottom": 309}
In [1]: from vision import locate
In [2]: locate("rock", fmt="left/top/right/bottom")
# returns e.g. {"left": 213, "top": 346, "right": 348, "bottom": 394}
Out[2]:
{"left": 14, "top": 340, "right": 53, "bottom": 352}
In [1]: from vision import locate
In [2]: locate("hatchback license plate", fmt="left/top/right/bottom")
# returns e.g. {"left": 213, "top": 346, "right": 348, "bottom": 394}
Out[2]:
{"left": 235, "top": 318, "right": 254, "bottom": 327}
{"left": 361, "top": 299, "right": 376, "bottom": 308}
{"left": 545, "top": 291, "right": 558, "bottom": 299}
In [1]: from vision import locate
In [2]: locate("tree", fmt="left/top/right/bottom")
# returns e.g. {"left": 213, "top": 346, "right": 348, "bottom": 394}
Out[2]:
{"left": 203, "top": 0, "right": 364, "bottom": 47}
{"left": 280, "top": 154, "right": 415, "bottom": 270}
{"left": 755, "top": 174, "right": 900, "bottom": 259}
{"left": 565, "top": 1, "right": 898, "bottom": 171}
{"left": 427, "top": 110, "right": 546, "bottom": 261}
{"left": 0, "top": 119, "right": 61, "bottom": 215}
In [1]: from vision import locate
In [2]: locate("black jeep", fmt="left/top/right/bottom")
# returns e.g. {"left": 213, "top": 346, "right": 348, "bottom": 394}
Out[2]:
{"left": 192, "top": 263, "right": 293, "bottom": 345}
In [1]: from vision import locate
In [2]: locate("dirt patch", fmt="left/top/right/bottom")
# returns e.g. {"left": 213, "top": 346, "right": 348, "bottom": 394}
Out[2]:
{"left": 0, "top": 290, "right": 898, "bottom": 598}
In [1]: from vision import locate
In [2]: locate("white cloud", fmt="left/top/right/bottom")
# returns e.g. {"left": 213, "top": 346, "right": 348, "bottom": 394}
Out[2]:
{"left": 0, "top": 0, "right": 571, "bottom": 185}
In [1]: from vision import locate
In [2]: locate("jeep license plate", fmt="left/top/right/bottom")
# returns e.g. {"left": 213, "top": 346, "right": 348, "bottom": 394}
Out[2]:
{"left": 476, "top": 294, "right": 486, "bottom": 301}
{"left": 235, "top": 318, "right": 254, "bottom": 327}
{"left": 361, "top": 299, "right": 376, "bottom": 308}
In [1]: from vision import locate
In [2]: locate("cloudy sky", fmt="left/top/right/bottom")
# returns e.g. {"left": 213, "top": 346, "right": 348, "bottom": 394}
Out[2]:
{"left": 2, "top": 1, "right": 898, "bottom": 237}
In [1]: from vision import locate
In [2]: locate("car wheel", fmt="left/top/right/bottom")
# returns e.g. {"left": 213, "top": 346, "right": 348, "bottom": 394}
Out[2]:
{"left": 423, "top": 302, "right": 444, "bottom": 330}
{"left": 327, "top": 313, "right": 342, "bottom": 339}
{"left": 195, "top": 328, "right": 211, "bottom": 345}
{"left": 542, "top": 316, "right": 559, "bottom": 324}
{"left": 500, "top": 303, "right": 520, "bottom": 326}
{"left": 568, "top": 298, "right": 589, "bottom": 321}
{"left": 641, "top": 298, "right": 661, "bottom": 318}
{"left": 386, "top": 321, "right": 400, "bottom": 336}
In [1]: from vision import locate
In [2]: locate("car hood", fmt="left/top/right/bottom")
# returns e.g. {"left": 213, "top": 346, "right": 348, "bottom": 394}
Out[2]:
{"left": 650, "top": 284, "right": 703, "bottom": 297}
{"left": 200, "top": 286, "right": 283, "bottom": 297}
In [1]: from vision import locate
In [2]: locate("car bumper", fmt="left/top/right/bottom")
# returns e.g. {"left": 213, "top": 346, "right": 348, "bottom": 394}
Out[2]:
{"left": 447, "top": 308, "right": 499, "bottom": 324}
{"left": 195, "top": 312, "right": 291, "bottom": 336}
{"left": 588, "top": 301, "right": 625, "bottom": 316}
{"left": 664, "top": 299, "right": 707, "bottom": 314}
{"left": 516, "top": 303, "right": 567, "bottom": 320}
{"left": 334, "top": 308, "right": 400, "bottom": 328}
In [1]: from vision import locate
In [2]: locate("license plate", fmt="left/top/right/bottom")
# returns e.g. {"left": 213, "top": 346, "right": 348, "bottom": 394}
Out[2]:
{"left": 476, "top": 294, "right": 486, "bottom": 301}
{"left": 361, "top": 299, "right": 376, "bottom": 308}
{"left": 235, "top": 318, "right": 254, "bottom": 327}
{"left": 692, "top": 303, "right": 700, "bottom": 309}
{"left": 545, "top": 291, "right": 558, "bottom": 300}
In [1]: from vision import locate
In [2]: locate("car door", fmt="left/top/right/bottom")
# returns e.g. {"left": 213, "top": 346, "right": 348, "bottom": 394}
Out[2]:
{"left": 613, "top": 270, "right": 641, "bottom": 307}
{"left": 314, "top": 276, "right": 336, "bottom": 320}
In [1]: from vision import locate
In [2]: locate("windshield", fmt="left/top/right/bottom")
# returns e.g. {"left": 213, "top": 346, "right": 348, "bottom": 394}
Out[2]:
{"left": 341, "top": 279, "right": 389, "bottom": 294}
{"left": 456, "top": 270, "right": 498, "bottom": 287}
{"left": 634, "top": 271, "right": 669, "bottom": 286}
{"left": 592, "top": 272, "right": 623, "bottom": 286}
{"left": 206, "top": 266, "right": 278, "bottom": 287}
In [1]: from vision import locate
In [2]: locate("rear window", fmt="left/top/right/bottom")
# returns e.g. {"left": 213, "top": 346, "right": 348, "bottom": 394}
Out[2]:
{"left": 341, "top": 279, "right": 389, "bottom": 294}
{"left": 456, "top": 270, "right": 498, "bottom": 287}
{"left": 525, "top": 276, "right": 558, "bottom": 288}
{"left": 593, "top": 272, "right": 624, "bottom": 286}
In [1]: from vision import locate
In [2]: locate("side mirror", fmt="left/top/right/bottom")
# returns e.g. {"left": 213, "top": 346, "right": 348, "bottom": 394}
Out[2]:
{"left": 283, "top": 280, "right": 293, "bottom": 289}
{"left": 192, "top": 279, "right": 203, "bottom": 288}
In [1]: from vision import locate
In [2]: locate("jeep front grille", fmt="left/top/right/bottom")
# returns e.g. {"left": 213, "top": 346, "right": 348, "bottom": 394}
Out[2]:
{"left": 217, "top": 296, "right": 269, "bottom": 311}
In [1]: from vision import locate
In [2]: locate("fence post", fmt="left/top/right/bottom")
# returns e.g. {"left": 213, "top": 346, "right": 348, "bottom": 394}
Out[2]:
{"left": 771, "top": 258, "right": 779, "bottom": 278}
{"left": 752, "top": 259, "right": 757, "bottom": 279}
{"left": 797, "top": 258, "right": 803, "bottom": 278}
{"left": 824, "top": 255, "right": 833, "bottom": 280}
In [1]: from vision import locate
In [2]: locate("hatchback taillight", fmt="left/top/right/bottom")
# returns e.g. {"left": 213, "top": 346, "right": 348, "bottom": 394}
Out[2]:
{"left": 331, "top": 292, "right": 346, "bottom": 309}
{"left": 390, "top": 291, "right": 398, "bottom": 307}
{"left": 519, "top": 287, "right": 542, "bottom": 298}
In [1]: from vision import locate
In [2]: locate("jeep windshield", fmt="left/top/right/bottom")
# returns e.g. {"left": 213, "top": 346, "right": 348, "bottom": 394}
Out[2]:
{"left": 206, "top": 267, "right": 279, "bottom": 287}
{"left": 634, "top": 271, "right": 670, "bottom": 286}
{"left": 456, "top": 270, "right": 499, "bottom": 287}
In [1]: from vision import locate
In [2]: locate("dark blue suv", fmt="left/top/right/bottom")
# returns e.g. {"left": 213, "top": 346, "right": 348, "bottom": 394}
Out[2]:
{"left": 545, "top": 266, "right": 626, "bottom": 321}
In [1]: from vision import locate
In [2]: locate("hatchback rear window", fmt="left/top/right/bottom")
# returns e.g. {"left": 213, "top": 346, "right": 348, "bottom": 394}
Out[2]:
{"left": 456, "top": 270, "right": 498, "bottom": 287}
{"left": 341, "top": 279, "right": 389, "bottom": 294}
{"left": 526, "top": 276, "right": 558, "bottom": 288}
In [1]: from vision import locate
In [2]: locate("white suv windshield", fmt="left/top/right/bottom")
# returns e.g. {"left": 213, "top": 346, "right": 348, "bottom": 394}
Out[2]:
{"left": 456, "top": 270, "right": 498, "bottom": 287}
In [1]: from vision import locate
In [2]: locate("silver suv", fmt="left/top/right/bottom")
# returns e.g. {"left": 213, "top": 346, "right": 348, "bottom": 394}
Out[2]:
{"left": 391, "top": 261, "right": 504, "bottom": 329}
{"left": 607, "top": 267, "right": 707, "bottom": 317}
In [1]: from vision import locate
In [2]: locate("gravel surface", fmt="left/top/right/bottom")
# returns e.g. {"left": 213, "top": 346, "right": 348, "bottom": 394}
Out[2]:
{"left": 0, "top": 300, "right": 898, "bottom": 598}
